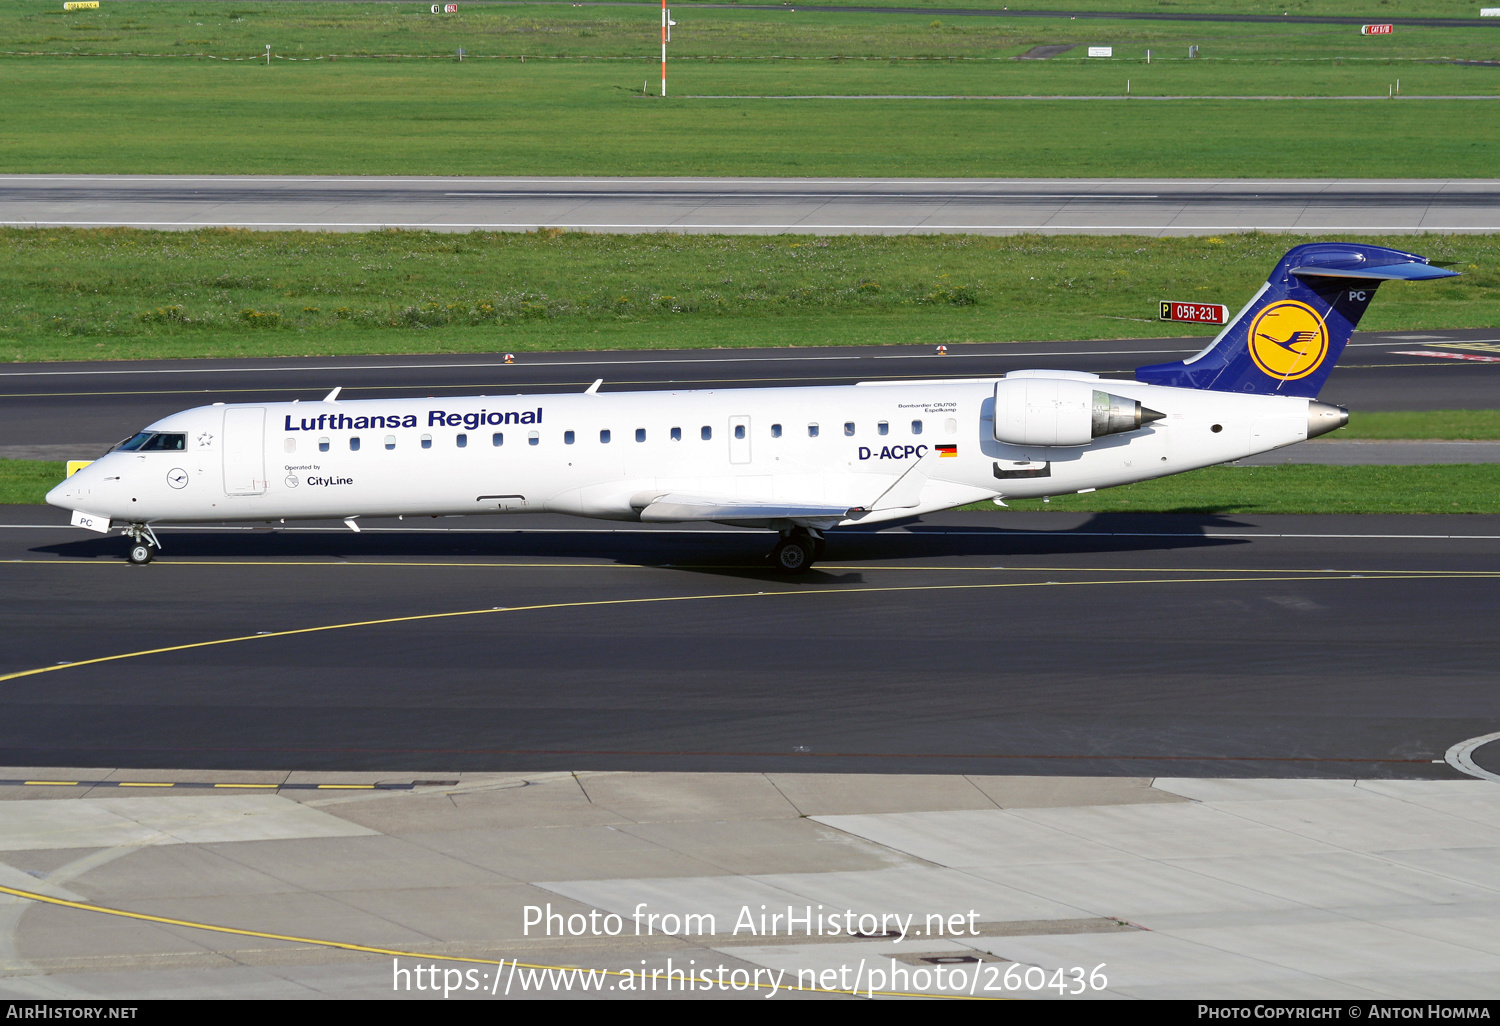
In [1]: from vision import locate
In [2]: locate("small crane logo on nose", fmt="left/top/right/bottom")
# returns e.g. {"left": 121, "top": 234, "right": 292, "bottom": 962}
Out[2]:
{"left": 166, "top": 469, "right": 189, "bottom": 489}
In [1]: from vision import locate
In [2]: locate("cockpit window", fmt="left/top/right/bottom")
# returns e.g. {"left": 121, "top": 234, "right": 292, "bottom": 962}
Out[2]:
{"left": 139, "top": 433, "right": 186, "bottom": 451}
{"left": 115, "top": 431, "right": 185, "bottom": 452}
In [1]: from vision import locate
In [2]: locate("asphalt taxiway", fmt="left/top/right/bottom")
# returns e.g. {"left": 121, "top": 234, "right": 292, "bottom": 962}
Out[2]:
{"left": 2, "top": 504, "right": 1497, "bottom": 780}
{"left": 4, "top": 176, "right": 1498, "bottom": 235}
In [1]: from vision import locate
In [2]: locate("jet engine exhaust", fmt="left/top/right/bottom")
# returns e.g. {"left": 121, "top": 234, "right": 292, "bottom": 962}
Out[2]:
{"left": 1093, "top": 390, "right": 1165, "bottom": 439}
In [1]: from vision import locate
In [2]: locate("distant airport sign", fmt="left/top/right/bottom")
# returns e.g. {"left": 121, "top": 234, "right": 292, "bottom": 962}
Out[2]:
{"left": 1361, "top": 23, "right": 1394, "bottom": 34}
{"left": 62, "top": 2, "right": 99, "bottom": 8}
{"left": 431, "top": 3, "right": 457, "bottom": 11}
{"left": 1160, "top": 301, "right": 1229, "bottom": 325}
{"left": 1087, "top": 46, "right": 1113, "bottom": 57}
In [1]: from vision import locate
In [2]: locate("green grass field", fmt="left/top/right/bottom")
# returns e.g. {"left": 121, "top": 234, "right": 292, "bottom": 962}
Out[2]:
{"left": 2, "top": 230, "right": 1493, "bottom": 362}
{"left": 8, "top": 2, "right": 1495, "bottom": 60}
{"left": 2, "top": 3, "right": 1498, "bottom": 177}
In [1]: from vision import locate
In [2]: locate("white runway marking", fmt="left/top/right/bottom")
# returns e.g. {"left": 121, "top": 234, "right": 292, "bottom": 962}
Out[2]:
{"left": 1445, "top": 732, "right": 1500, "bottom": 783}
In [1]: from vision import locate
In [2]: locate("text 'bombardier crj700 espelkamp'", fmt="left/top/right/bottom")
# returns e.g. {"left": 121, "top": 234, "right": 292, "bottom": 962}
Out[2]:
{"left": 49, "top": 243, "right": 1457, "bottom": 572}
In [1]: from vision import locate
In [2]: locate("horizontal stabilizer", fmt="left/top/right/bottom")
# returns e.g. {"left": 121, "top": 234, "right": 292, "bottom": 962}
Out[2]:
{"left": 638, "top": 492, "right": 856, "bottom": 523}
{"left": 1290, "top": 262, "right": 1459, "bottom": 282}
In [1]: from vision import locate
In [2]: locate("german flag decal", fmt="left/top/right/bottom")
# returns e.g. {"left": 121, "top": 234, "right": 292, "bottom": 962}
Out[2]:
{"left": 936, "top": 444, "right": 958, "bottom": 458}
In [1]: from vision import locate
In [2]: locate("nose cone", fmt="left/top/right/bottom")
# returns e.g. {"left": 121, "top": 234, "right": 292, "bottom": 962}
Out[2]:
{"left": 1307, "top": 401, "right": 1349, "bottom": 439}
{"left": 46, "top": 461, "right": 96, "bottom": 511}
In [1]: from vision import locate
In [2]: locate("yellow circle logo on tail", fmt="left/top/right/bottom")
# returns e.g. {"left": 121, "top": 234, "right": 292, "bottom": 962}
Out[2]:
{"left": 1247, "top": 301, "right": 1330, "bottom": 381}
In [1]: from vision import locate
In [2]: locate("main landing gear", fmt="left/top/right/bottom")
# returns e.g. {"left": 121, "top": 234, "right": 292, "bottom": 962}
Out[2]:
{"left": 769, "top": 527, "right": 825, "bottom": 574}
{"left": 124, "top": 523, "right": 161, "bottom": 565}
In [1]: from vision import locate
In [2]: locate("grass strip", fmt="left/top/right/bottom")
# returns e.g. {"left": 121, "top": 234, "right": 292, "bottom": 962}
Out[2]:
{"left": 9, "top": 460, "right": 1499, "bottom": 511}
{"left": 9, "top": 2, "right": 1496, "bottom": 61}
{"left": 976, "top": 463, "right": 1500, "bottom": 514}
{"left": 1340, "top": 411, "right": 1500, "bottom": 440}
{"left": 3, "top": 230, "right": 1496, "bottom": 363}
{"left": 0, "top": 460, "right": 65, "bottom": 506}
{"left": 2, "top": 61, "right": 1497, "bottom": 179}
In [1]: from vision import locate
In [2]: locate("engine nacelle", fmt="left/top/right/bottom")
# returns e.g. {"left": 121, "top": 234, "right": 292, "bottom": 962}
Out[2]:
{"left": 993, "top": 377, "right": 1163, "bottom": 447}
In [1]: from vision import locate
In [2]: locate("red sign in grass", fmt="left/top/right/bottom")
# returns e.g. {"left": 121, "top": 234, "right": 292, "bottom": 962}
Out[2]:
{"left": 1362, "top": 24, "right": 1394, "bottom": 34}
{"left": 1159, "top": 301, "right": 1229, "bottom": 325}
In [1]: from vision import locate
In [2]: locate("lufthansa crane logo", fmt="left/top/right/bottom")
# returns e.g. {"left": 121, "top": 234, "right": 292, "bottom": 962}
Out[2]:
{"left": 1247, "top": 300, "right": 1330, "bottom": 381}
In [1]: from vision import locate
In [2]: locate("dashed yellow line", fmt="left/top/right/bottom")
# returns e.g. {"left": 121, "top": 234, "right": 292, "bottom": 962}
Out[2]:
{"left": 0, "top": 572, "right": 1469, "bottom": 687}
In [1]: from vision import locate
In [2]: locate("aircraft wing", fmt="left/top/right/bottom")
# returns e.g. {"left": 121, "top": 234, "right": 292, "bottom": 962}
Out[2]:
{"left": 637, "top": 492, "right": 860, "bottom": 524}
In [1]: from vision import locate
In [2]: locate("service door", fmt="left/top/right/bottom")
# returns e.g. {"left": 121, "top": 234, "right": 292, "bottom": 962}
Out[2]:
{"left": 223, "top": 407, "right": 268, "bottom": 495}
{"left": 728, "top": 415, "right": 751, "bottom": 465}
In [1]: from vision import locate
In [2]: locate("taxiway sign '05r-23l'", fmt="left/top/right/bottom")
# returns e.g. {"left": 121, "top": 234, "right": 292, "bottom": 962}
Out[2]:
{"left": 50, "top": 243, "right": 1458, "bottom": 572}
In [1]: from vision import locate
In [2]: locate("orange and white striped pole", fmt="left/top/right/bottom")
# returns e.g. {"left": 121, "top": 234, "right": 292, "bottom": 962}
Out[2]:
{"left": 660, "top": 0, "right": 668, "bottom": 96}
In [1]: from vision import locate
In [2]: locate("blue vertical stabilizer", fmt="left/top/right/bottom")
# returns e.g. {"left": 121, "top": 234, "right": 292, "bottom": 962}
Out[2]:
{"left": 1135, "top": 243, "right": 1458, "bottom": 398}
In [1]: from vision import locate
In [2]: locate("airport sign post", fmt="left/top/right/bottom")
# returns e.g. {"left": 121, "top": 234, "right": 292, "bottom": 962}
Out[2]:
{"left": 1361, "top": 24, "right": 1394, "bottom": 34}
{"left": 1159, "top": 301, "right": 1229, "bottom": 325}
{"left": 661, "top": 0, "right": 675, "bottom": 96}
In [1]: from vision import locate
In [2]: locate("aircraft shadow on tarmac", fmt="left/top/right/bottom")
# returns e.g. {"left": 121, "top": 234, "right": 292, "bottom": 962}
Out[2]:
{"left": 33, "top": 512, "right": 1247, "bottom": 571}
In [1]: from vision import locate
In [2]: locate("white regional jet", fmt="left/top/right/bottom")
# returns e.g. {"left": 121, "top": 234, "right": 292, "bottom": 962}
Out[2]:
{"left": 48, "top": 243, "right": 1456, "bottom": 572}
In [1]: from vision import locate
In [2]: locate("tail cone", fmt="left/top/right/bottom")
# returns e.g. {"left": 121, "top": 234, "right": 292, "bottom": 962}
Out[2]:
{"left": 1308, "top": 401, "right": 1348, "bottom": 439}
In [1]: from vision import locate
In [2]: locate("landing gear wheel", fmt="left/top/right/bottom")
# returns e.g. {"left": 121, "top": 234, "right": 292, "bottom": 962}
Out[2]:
{"left": 127, "top": 542, "right": 155, "bottom": 565}
{"left": 771, "top": 537, "right": 814, "bottom": 574}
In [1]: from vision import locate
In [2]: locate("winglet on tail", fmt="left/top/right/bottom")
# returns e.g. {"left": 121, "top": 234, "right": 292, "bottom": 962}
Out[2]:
{"left": 1135, "top": 243, "right": 1459, "bottom": 398}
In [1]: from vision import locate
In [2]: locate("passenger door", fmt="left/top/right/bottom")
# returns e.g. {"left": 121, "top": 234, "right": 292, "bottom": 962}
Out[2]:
{"left": 223, "top": 407, "right": 267, "bottom": 495}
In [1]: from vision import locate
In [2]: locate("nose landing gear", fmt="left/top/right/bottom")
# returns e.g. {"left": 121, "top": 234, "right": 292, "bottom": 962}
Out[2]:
{"left": 769, "top": 527, "right": 825, "bottom": 574}
{"left": 123, "top": 523, "right": 161, "bottom": 565}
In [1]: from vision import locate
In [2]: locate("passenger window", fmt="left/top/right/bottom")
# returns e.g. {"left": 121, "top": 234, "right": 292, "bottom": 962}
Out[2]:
{"left": 492, "top": 432, "right": 504, "bottom": 447}
{"left": 911, "top": 420, "right": 923, "bottom": 435}
{"left": 671, "top": 427, "right": 682, "bottom": 441}
{"left": 808, "top": 423, "right": 819, "bottom": 438}
{"left": 945, "top": 418, "right": 958, "bottom": 434}
{"left": 699, "top": 426, "right": 710, "bottom": 440}
{"left": 564, "top": 430, "right": 576, "bottom": 445}
{"left": 636, "top": 428, "right": 646, "bottom": 443}
{"left": 734, "top": 425, "right": 745, "bottom": 440}
{"left": 771, "top": 423, "right": 782, "bottom": 438}
{"left": 600, "top": 429, "right": 611, "bottom": 444}
{"left": 878, "top": 421, "right": 889, "bottom": 436}
{"left": 319, "top": 437, "right": 330, "bottom": 452}
{"left": 844, "top": 422, "right": 855, "bottom": 436}
{"left": 284, "top": 438, "right": 296, "bottom": 453}
{"left": 421, "top": 434, "right": 432, "bottom": 449}
{"left": 384, "top": 435, "right": 396, "bottom": 450}
{"left": 457, "top": 433, "right": 468, "bottom": 448}
{"left": 528, "top": 431, "right": 539, "bottom": 446}
{"left": 349, "top": 437, "right": 361, "bottom": 451}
